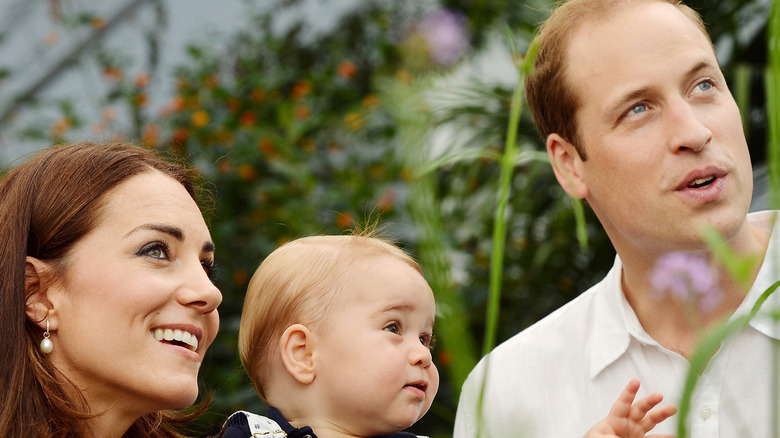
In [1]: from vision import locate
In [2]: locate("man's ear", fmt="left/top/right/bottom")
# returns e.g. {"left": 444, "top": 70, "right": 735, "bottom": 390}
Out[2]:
{"left": 546, "top": 133, "right": 588, "bottom": 199}
{"left": 279, "top": 324, "right": 316, "bottom": 385}
{"left": 24, "top": 256, "right": 56, "bottom": 330}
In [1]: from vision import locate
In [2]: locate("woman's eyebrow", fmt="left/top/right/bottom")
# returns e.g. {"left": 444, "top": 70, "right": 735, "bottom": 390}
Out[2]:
{"left": 124, "top": 223, "right": 214, "bottom": 254}
{"left": 124, "top": 223, "right": 184, "bottom": 241}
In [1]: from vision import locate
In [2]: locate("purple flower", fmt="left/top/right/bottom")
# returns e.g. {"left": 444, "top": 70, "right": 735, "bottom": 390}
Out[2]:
{"left": 650, "top": 251, "right": 722, "bottom": 313}
{"left": 417, "top": 9, "right": 469, "bottom": 66}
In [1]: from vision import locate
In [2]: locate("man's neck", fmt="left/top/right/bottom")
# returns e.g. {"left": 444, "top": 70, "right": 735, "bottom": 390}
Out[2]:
{"left": 620, "top": 220, "right": 771, "bottom": 358}
{"left": 622, "top": 272, "right": 748, "bottom": 358}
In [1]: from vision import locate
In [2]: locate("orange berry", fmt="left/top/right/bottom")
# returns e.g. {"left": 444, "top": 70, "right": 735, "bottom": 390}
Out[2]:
{"left": 337, "top": 61, "right": 357, "bottom": 79}
{"left": 134, "top": 72, "right": 150, "bottom": 88}
{"left": 191, "top": 110, "right": 210, "bottom": 128}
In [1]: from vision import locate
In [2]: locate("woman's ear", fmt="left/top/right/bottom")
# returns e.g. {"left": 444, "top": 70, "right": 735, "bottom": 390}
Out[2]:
{"left": 279, "top": 324, "right": 316, "bottom": 385}
{"left": 24, "top": 256, "right": 56, "bottom": 330}
{"left": 546, "top": 133, "right": 589, "bottom": 199}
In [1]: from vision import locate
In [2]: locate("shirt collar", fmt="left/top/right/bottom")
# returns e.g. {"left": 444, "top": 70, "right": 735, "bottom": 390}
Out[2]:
{"left": 589, "top": 256, "right": 633, "bottom": 379}
{"left": 589, "top": 210, "right": 780, "bottom": 379}
{"left": 267, "top": 407, "right": 315, "bottom": 438}
{"left": 266, "top": 407, "right": 419, "bottom": 438}
{"left": 739, "top": 210, "right": 780, "bottom": 338}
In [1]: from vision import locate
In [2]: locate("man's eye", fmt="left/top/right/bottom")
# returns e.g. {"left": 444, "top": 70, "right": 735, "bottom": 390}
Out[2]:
{"left": 629, "top": 103, "right": 647, "bottom": 115}
{"left": 695, "top": 80, "right": 713, "bottom": 93}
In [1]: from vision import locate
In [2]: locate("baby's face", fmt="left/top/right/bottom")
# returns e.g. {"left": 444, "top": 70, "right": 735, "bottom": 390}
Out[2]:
{"left": 312, "top": 255, "right": 439, "bottom": 436}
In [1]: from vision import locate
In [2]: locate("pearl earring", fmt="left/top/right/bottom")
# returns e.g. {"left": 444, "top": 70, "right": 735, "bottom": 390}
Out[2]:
{"left": 40, "top": 319, "right": 53, "bottom": 354}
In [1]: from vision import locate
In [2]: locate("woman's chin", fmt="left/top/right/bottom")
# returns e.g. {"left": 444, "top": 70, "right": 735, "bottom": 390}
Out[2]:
{"left": 155, "top": 386, "right": 201, "bottom": 411}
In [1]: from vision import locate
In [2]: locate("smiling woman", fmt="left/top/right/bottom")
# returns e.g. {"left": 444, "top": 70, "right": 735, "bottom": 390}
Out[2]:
{"left": 0, "top": 142, "right": 222, "bottom": 438}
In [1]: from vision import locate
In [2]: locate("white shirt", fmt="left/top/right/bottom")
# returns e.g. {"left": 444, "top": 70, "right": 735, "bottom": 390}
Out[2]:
{"left": 454, "top": 211, "right": 780, "bottom": 438}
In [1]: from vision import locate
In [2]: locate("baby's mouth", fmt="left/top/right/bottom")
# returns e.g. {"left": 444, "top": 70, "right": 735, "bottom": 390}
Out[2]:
{"left": 153, "top": 328, "right": 198, "bottom": 352}
{"left": 405, "top": 381, "right": 428, "bottom": 392}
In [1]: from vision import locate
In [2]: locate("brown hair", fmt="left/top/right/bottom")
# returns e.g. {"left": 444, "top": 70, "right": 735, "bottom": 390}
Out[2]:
{"left": 525, "top": 0, "right": 709, "bottom": 159}
{"left": 238, "top": 233, "right": 422, "bottom": 402}
{"left": 0, "top": 142, "right": 205, "bottom": 438}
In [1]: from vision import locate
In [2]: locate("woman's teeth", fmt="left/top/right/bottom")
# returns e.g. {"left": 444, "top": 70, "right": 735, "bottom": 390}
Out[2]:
{"left": 154, "top": 328, "right": 198, "bottom": 351}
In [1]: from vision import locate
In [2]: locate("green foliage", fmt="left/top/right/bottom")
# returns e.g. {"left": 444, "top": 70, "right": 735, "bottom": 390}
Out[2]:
{"left": 6, "top": 0, "right": 777, "bottom": 436}
{"left": 155, "top": 5, "right": 414, "bottom": 433}
{"left": 701, "top": 225, "right": 763, "bottom": 290}
{"left": 159, "top": 4, "right": 615, "bottom": 434}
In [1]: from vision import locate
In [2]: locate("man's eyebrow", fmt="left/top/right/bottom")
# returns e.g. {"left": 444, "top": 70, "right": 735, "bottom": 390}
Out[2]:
{"left": 606, "top": 59, "right": 717, "bottom": 125}
{"left": 687, "top": 59, "right": 716, "bottom": 76}
{"left": 606, "top": 87, "right": 651, "bottom": 122}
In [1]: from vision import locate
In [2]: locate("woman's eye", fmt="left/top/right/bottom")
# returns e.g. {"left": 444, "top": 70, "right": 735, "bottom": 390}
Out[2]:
{"left": 137, "top": 242, "right": 170, "bottom": 260}
{"left": 202, "top": 260, "right": 219, "bottom": 282}
{"left": 384, "top": 323, "right": 400, "bottom": 334}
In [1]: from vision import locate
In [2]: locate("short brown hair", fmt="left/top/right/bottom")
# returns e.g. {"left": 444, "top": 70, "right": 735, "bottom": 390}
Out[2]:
{"left": 239, "top": 233, "right": 421, "bottom": 402}
{"left": 525, "top": 0, "right": 709, "bottom": 159}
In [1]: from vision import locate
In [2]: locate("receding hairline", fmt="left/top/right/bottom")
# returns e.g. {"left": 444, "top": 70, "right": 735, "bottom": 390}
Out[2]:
{"left": 564, "top": 1, "right": 712, "bottom": 125}
{"left": 528, "top": 0, "right": 711, "bottom": 155}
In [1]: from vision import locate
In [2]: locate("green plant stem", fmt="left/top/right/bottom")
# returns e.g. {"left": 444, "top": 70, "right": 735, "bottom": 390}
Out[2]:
{"left": 475, "top": 42, "right": 539, "bottom": 438}
{"left": 768, "top": 0, "right": 780, "bottom": 210}
{"left": 773, "top": 337, "right": 780, "bottom": 438}
{"left": 676, "top": 281, "right": 780, "bottom": 438}
{"left": 765, "top": 8, "right": 779, "bottom": 433}
{"left": 380, "top": 76, "right": 478, "bottom": 399}
{"left": 481, "top": 67, "right": 524, "bottom": 356}
{"left": 481, "top": 39, "right": 538, "bottom": 357}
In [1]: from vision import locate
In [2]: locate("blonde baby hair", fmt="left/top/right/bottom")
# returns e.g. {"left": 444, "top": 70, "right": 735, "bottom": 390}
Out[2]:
{"left": 238, "top": 231, "right": 422, "bottom": 401}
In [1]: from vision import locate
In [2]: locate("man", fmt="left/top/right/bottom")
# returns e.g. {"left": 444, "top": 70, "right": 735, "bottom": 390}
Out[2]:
{"left": 453, "top": 0, "right": 780, "bottom": 436}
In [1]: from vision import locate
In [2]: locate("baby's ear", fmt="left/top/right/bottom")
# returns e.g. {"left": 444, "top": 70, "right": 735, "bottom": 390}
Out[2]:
{"left": 24, "top": 256, "right": 57, "bottom": 330}
{"left": 279, "top": 324, "right": 316, "bottom": 385}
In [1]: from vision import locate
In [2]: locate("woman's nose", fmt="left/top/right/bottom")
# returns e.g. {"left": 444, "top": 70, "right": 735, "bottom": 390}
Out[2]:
{"left": 177, "top": 261, "right": 223, "bottom": 313}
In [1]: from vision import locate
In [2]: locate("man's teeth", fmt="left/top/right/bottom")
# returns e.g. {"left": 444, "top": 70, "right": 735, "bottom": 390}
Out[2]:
{"left": 688, "top": 176, "right": 715, "bottom": 188}
{"left": 154, "top": 328, "right": 198, "bottom": 351}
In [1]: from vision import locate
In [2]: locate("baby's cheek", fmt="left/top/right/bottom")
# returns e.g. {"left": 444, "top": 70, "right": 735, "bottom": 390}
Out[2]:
{"left": 428, "top": 365, "right": 440, "bottom": 396}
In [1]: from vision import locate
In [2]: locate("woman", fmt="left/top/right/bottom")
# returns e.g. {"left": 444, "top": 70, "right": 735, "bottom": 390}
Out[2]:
{"left": 0, "top": 142, "right": 222, "bottom": 437}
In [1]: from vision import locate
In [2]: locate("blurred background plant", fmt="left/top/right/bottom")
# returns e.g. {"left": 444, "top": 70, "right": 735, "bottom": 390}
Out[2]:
{"left": 0, "top": 0, "right": 776, "bottom": 436}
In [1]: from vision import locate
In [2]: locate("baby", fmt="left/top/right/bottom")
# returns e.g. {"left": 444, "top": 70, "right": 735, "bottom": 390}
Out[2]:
{"left": 220, "top": 234, "right": 674, "bottom": 438}
{"left": 221, "top": 234, "right": 438, "bottom": 438}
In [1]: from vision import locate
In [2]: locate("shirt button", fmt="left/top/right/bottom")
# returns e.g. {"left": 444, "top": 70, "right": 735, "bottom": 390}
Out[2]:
{"left": 699, "top": 406, "right": 712, "bottom": 420}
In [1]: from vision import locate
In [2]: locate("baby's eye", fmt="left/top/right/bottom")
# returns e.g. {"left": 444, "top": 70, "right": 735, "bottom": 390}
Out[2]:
{"left": 137, "top": 242, "right": 170, "bottom": 260}
{"left": 384, "top": 322, "right": 400, "bottom": 334}
{"left": 420, "top": 333, "right": 436, "bottom": 349}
